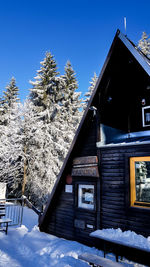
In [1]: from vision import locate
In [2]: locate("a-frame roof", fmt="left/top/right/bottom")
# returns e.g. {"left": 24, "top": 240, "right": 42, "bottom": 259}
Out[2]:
{"left": 39, "top": 29, "right": 150, "bottom": 230}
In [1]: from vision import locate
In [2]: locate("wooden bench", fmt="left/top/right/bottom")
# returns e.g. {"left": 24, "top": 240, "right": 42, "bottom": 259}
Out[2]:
{"left": 90, "top": 234, "right": 150, "bottom": 266}
{"left": 0, "top": 218, "right": 12, "bottom": 234}
{"left": 78, "top": 253, "right": 123, "bottom": 267}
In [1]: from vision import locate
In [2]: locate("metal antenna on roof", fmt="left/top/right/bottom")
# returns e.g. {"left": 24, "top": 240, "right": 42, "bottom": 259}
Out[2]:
{"left": 124, "top": 17, "right": 127, "bottom": 35}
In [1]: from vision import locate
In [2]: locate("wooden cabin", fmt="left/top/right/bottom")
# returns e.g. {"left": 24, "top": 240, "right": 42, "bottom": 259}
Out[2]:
{"left": 39, "top": 30, "right": 150, "bottom": 246}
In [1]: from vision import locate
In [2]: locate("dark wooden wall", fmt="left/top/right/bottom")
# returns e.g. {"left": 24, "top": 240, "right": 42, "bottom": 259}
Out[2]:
{"left": 74, "top": 114, "right": 97, "bottom": 157}
{"left": 46, "top": 186, "right": 75, "bottom": 240}
{"left": 99, "top": 143, "right": 150, "bottom": 237}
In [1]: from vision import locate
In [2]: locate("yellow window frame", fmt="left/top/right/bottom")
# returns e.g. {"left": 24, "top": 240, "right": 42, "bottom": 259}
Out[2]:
{"left": 130, "top": 156, "right": 150, "bottom": 208}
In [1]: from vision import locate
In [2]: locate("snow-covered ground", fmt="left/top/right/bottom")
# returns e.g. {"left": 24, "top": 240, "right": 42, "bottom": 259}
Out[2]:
{"left": 0, "top": 207, "right": 146, "bottom": 267}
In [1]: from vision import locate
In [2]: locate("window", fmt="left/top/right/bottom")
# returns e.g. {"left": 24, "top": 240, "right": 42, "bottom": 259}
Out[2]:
{"left": 142, "top": 106, "right": 150, "bottom": 127}
{"left": 130, "top": 157, "right": 150, "bottom": 207}
{"left": 78, "top": 184, "right": 94, "bottom": 210}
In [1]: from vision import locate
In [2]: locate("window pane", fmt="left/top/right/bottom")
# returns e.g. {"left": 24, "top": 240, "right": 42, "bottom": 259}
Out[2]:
{"left": 135, "top": 161, "right": 150, "bottom": 202}
{"left": 78, "top": 185, "right": 94, "bottom": 210}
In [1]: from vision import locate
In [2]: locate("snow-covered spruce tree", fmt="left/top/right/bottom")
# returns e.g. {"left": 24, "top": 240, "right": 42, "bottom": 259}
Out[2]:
{"left": 138, "top": 32, "right": 150, "bottom": 59}
{"left": 49, "top": 61, "right": 83, "bottom": 175}
{"left": 0, "top": 77, "right": 20, "bottom": 129}
{"left": 42, "top": 61, "right": 82, "bottom": 191}
{"left": 62, "top": 60, "right": 82, "bottom": 127}
{"left": 83, "top": 72, "right": 98, "bottom": 109}
{"left": 49, "top": 61, "right": 83, "bottom": 182}
{"left": 23, "top": 101, "right": 65, "bottom": 207}
{"left": 30, "top": 52, "right": 61, "bottom": 116}
{"left": 24, "top": 56, "right": 83, "bottom": 208}
{"left": 24, "top": 52, "right": 65, "bottom": 207}
{"left": 22, "top": 100, "right": 52, "bottom": 205}
{"left": 2, "top": 77, "right": 20, "bottom": 125}
{"left": 0, "top": 79, "right": 24, "bottom": 196}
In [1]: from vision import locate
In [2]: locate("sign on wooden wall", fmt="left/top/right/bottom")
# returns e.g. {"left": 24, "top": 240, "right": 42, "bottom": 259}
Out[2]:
{"left": 65, "top": 185, "right": 73, "bottom": 193}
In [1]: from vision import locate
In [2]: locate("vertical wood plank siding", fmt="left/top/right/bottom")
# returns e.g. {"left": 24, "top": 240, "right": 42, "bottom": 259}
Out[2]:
{"left": 100, "top": 144, "right": 150, "bottom": 237}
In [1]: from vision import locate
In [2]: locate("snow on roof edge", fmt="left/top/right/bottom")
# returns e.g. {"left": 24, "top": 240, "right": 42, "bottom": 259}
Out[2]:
{"left": 97, "top": 140, "right": 150, "bottom": 148}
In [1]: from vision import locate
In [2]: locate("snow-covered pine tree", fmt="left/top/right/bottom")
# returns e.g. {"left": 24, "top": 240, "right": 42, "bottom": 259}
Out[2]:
{"left": 24, "top": 52, "right": 65, "bottom": 206}
{"left": 2, "top": 77, "right": 20, "bottom": 125}
{"left": 0, "top": 79, "right": 24, "bottom": 196}
{"left": 49, "top": 61, "right": 83, "bottom": 179}
{"left": 30, "top": 51, "right": 62, "bottom": 121}
{"left": 24, "top": 57, "right": 83, "bottom": 208}
{"left": 83, "top": 72, "right": 98, "bottom": 109}
{"left": 138, "top": 32, "right": 150, "bottom": 59}
{"left": 62, "top": 60, "right": 82, "bottom": 127}
{"left": 22, "top": 100, "right": 51, "bottom": 205}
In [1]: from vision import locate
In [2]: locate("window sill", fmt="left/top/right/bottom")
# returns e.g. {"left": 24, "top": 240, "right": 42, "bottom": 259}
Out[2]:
{"left": 129, "top": 205, "right": 150, "bottom": 214}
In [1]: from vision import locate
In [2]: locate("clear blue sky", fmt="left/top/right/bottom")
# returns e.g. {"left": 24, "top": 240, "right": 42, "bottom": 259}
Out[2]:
{"left": 0, "top": 0, "right": 149, "bottom": 102}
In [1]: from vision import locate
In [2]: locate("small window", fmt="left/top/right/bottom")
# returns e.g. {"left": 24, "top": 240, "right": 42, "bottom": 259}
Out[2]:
{"left": 142, "top": 106, "right": 150, "bottom": 127}
{"left": 130, "top": 157, "right": 150, "bottom": 208}
{"left": 78, "top": 184, "right": 94, "bottom": 210}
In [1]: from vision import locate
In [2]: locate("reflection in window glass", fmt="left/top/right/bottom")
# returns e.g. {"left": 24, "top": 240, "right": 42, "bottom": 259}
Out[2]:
{"left": 135, "top": 161, "right": 150, "bottom": 202}
{"left": 78, "top": 185, "right": 94, "bottom": 210}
